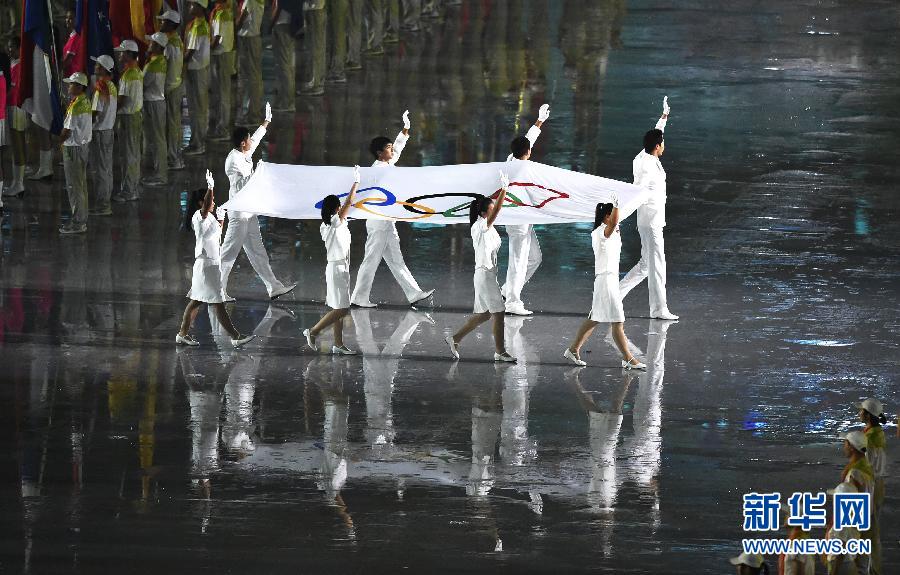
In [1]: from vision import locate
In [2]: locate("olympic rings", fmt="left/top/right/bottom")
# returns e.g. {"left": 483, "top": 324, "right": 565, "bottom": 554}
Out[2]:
{"left": 404, "top": 193, "right": 484, "bottom": 217}
{"left": 354, "top": 196, "right": 437, "bottom": 220}
{"left": 314, "top": 186, "right": 397, "bottom": 209}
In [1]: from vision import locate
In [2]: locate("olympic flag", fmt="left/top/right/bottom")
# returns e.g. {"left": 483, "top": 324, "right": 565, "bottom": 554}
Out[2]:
{"left": 219, "top": 160, "right": 649, "bottom": 225}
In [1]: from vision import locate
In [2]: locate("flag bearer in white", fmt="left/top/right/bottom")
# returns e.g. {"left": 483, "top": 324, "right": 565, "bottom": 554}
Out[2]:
{"left": 220, "top": 103, "right": 297, "bottom": 301}
{"left": 59, "top": 72, "right": 92, "bottom": 235}
{"left": 618, "top": 96, "right": 679, "bottom": 321}
{"left": 502, "top": 103, "right": 550, "bottom": 316}
{"left": 142, "top": 33, "right": 169, "bottom": 187}
{"left": 89, "top": 55, "right": 117, "bottom": 216}
{"left": 350, "top": 110, "right": 434, "bottom": 308}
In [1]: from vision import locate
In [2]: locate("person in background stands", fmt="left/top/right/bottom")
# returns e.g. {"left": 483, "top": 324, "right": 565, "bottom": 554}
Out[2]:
{"left": 184, "top": 0, "right": 212, "bottom": 156}
{"left": 236, "top": 0, "right": 265, "bottom": 123}
{"left": 142, "top": 33, "right": 169, "bottom": 187}
{"left": 88, "top": 54, "right": 117, "bottom": 216}
{"left": 58, "top": 72, "right": 92, "bottom": 235}
{"left": 210, "top": 0, "right": 237, "bottom": 137}
{"left": 158, "top": 9, "right": 185, "bottom": 170}
{"left": 269, "top": 0, "right": 296, "bottom": 112}
{"left": 112, "top": 39, "right": 143, "bottom": 202}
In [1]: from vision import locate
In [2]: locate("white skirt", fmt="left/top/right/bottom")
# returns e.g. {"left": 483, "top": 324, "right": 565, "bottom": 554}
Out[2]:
{"left": 473, "top": 267, "right": 505, "bottom": 314}
{"left": 187, "top": 257, "right": 224, "bottom": 303}
{"left": 589, "top": 273, "right": 625, "bottom": 323}
{"left": 326, "top": 260, "right": 351, "bottom": 309}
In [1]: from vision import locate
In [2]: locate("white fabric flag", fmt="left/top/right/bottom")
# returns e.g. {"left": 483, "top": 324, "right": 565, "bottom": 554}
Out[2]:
{"left": 220, "top": 160, "right": 648, "bottom": 224}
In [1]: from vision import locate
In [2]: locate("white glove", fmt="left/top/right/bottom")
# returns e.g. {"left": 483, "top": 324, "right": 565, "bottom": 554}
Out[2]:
{"left": 264, "top": 102, "right": 272, "bottom": 123}
{"left": 610, "top": 194, "right": 619, "bottom": 209}
{"left": 205, "top": 169, "right": 215, "bottom": 190}
{"left": 499, "top": 171, "right": 509, "bottom": 190}
{"left": 402, "top": 109, "right": 411, "bottom": 130}
{"left": 662, "top": 96, "right": 670, "bottom": 116}
{"left": 353, "top": 165, "right": 361, "bottom": 184}
{"left": 538, "top": 103, "right": 550, "bottom": 122}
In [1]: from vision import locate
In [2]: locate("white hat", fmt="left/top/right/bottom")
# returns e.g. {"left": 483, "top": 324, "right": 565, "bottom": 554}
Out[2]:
{"left": 856, "top": 398, "right": 884, "bottom": 417}
{"left": 839, "top": 430, "right": 867, "bottom": 452}
{"left": 187, "top": 0, "right": 209, "bottom": 7}
{"left": 90, "top": 54, "right": 115, "bottom": 72}
{"left": 146, "top": 31, "right": 169, "bottom": 48}
{"left": 828, "top": 480, "right": 859, "bottom": 496}
{"left": 62, "top": 71, "right": 88, "bottom": 87}
{"left": 156, "top": 9, "right": 181, "bottom": 24}
{"left": 729, "top": 553, "right": 764, "bottom": 568}
{"left": 113, "top": 39, "right": 139, "bottom": 53}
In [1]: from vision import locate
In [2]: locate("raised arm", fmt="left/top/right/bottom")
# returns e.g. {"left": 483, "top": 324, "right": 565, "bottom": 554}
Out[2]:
{"left": 655, "top": 96, "right": 669, "bottom": 131}
{"left": 603, "top": 195, "right": 620, "bottom": 238}
{"left": 486, "top": 171, "right": 508, "bottom": 227}
{"left": 338, "top": 166, "right": 361, "bottom": 221}
{"left": 246, "top": 102, "right": 272, "bottom": 155}
{"left": 388, "top": 110, "right": 411, "bottom": 165}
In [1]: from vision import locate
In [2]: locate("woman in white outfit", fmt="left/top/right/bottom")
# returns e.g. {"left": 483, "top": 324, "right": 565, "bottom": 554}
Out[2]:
{"left": 176, "top": 170, "right": 256, "bottom": 348}
{"left": 304, "top": 167, "right": 361, "bottom": 355}
{"left": 564, "top": 201, "right": 646, "bottom": 369}
{"left": 445, "top": 172, "right": 516, "bottom": 363}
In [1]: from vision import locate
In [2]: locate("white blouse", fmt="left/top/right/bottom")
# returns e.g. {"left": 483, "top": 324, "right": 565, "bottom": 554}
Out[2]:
{"left": 192, "top": 208, "right": 222, "bottom": 263}
{"left": 471, "top": 217, "right": 501, "bottom": 270}
{"left": 591, "top": 223, "right": 621, "bottom": 275}
{"left": 321, "top": 214, "right": 351, "bottom": 262}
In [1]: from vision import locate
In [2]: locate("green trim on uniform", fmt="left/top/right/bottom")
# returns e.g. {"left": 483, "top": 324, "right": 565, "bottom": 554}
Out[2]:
{"left": 144, "top": 54, "right": 168, "bottom": 74}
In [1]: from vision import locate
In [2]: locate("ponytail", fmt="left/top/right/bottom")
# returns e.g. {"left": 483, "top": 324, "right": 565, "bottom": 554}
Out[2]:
{"left": 878, "top": 413, "right": 887, "bottom": 425}
{"left": 469, "top": 195, "right": 492, "bottom": 227}
{"left": 185, "top": 188, "right": 207, "bottom": 230}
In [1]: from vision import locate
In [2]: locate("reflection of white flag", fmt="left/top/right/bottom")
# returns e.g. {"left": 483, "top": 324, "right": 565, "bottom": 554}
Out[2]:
{"left": 221, "top": 160, "right": 648, "bottom": 224}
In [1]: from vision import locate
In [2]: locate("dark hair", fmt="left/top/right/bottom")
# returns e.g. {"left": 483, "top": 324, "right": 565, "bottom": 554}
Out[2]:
{"left": 370, "top": 136, "right": 392, "bottom": 159}
{"left": 643, "top": 129, "right": 664, "bottom": 154}
{"left": 509, "top": 136, "right": 531, "bottom": 159}
{"left": 863, "top": 409, "right": 887, "bottom": 426}
{"left": 232, "top": 126, "right": 251, "bottom": 150}
{"left": 185, "top": 188, "right": 207, "bottom": 229}
{"left": 321, "top": 195, "right": 341, "bottom": 224}
{"left": 594, "top": 202, "right": 614, "bottom": 230}
{"left": 469, "top": 195, "right": 493, "bottom": 226}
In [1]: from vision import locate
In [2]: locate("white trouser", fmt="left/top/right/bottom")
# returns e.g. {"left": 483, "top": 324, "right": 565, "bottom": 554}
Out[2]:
{"left": 619, "top": 224, "right": 669, "bottom": 316}
{"left": 501, "top": 224, "right": 541, "bottom": 308}
{"left": 351, "top": 220, "right": 423, "bottom": 304}
{"left": 219, "top": 214, "right": 286, "bottom": 297}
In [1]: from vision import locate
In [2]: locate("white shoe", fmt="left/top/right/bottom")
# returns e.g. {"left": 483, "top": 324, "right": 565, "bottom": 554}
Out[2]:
{"left": 303, "top": 328, "right": 319, "bottom": 351}
{"left": 622, "top": 358, "right": 647, "bottom": 370}
{"left": 222, "top": 293, "right": 236, "bottom": 303}
{"left": 494, "top": 352, "right": 517, "bottom": 363}
{"left": 445, "top": 335, "right": 460, "bottom": 359}
{"left": 352, "top": 300, "right": 377, "bottom": 308}
{"left": 505, "top": 305, "right": 533, "bottom": 316}
{"left": 231, "top": 334, "right": 257, "bottom": 348}
{"left": 332, "top": 345, "right": 358, "bottom": 355}
{"left": 410, "top": 289, "right": 435, "bottom": 306}
{"left": 270, "top": 283, "right": 297, "bottom": 300}
{"left": 175, "top": 334, "right": 200, "bottom": 346}
{"left": 563, "top": 348, "right": 586, "bottom": 366}
{"left": 652, "top": 310, "right": 679, "bottom": 321}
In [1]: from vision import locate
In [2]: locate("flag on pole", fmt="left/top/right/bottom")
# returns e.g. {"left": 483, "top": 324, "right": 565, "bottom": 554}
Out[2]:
{"left": 18, "top": 0, "right": 64, "bottom": 134}
{"left": 73, "top": 0, "right": 113, "bottom": 73}
{"left": 108, "top": 0, "right": 147, "bottom": 47}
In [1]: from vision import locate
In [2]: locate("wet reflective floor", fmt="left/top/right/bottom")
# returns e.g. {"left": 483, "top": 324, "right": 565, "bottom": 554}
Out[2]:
{"left": 1, "top": 0, "right": 899, "bottom": 573}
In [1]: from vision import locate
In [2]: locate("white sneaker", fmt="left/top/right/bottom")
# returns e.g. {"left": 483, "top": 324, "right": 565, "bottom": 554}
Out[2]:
{"left": 352, "top": 300, "right": 377, "bottom": 308}
{"left": 494, "top": 352, "right": 517, "bottom": 363}
{"left": 231, "top": 334, "right": 256, "bottom": 348}
{"left": 175, "top": 334, "right": 200, "bottom": 346}
{"left": 270, "top": 283, "right": 297, "bottom": 300}
{"left": 332, "top": 345, "right": 358, "bottom": 355}
{"left": 563, "top": 348, "right": 586, "bottom": 366}
{"left": 445, "top": 335, "right": 460, "bottom": 359}
{"left": 652, "top": 310, "right": 679, "bottom": 321}
{"left": 622, "top": 358, "right": 647, "bottom": 370}
{"left": 303, "top": 328, "right": 319, "bottom": 351}
{"left": 410, "top": 289, "right": 435, "bottom": 306}
{"left": 505, "top": 304, "right": 533, "bottom": 316}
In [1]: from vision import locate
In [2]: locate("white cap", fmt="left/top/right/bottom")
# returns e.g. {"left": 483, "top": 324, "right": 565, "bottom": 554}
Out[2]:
{"left": 828, "top": 480, "right": 859, "bottom": 496}
{"left": 729, "top": 553, "right": 764, "bottom": 568}
{"left": 90, "top": 54, "right": 115, "bottom": 72}
{"left": 113, "top": 39, "right": 139, "bottom": 53}
{"left": 146, "top": 32, "right": 169, "bottom": 48}
{"left": 62, "top": 71, "right": 88, "bottom": 87}
{"left": 187, "top": 0, "right": 209, "bottom": 6}
{"left": 839, "top": 430, "right": 867, "bottom": 452}
{"left": 156, "top": 9, "right": 181, "bottom": 24}
{"left": 856, "top": 398, "right": 884, "bottom": 417}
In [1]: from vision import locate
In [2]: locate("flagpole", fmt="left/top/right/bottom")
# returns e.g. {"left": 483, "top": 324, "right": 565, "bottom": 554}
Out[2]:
{"left": 45, "top": 0, "right": 62, "bottom": 93}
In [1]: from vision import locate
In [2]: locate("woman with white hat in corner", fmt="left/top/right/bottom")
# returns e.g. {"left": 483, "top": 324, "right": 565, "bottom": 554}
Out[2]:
{"left": 856, "top": 398, "right": 888, "bottom": 575}
{"left": 729, "top": 552, "right": 770, "bottom": 575}
{"left": 838, "top": 429, "right": 874, "bottom": 575}
{"left": 825, "top": 481, "right": 863, "bottom": 575}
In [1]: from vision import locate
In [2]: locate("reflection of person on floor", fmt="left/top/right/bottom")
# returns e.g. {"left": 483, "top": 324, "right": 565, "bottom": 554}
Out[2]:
{"left": 220, "top": 102, "right": 297, "bottom": 302}
{"left": 565, "top": 201, "right": 646, "bottom": 369}
{"left": 501, "top": 103, "right": 550, "bottom": 316}
{"left": 304, "top": 168, "right": 361, "bottom": 355}
{"left": 353, "top": 308, "right": 431, "bottom": 452}
{"left": 466, "top": 368, "right": 504, "bottom": 552}
{"left": 175, "top": 171, "right": 257, "bottom": 349}
{"left": 619, "top": 96, "right": 679, "bottom": 321}
{"left": 446, "top": 173, "right": 516, "bottom": 363}
{"left": 350, "top": 110, "right": 434, "bottom": 308}
{"left": 857, "top": 398, "right": 887, "bottom": 575}
{"left": 499, "top": 316, "right": 539, "bottom": 467}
